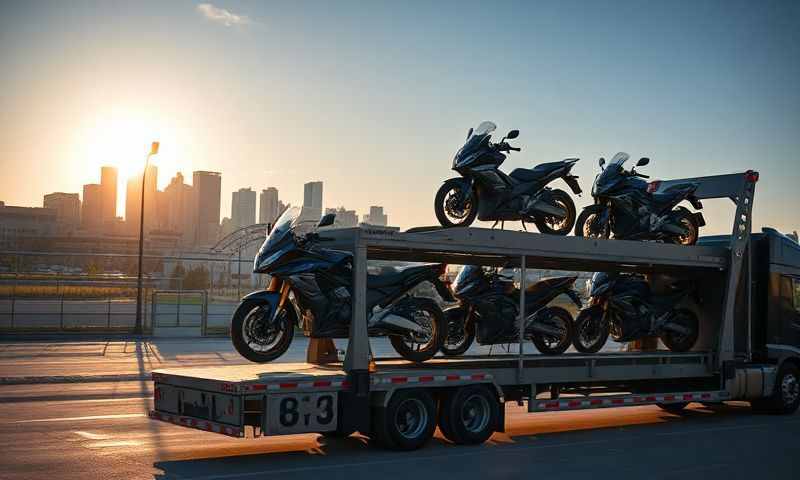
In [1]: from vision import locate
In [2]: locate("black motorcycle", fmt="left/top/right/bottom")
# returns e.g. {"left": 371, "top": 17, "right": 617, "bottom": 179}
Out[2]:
{"left": 575, "top": 152, "right": 705, "bottom": 245}
{"left": 435, "top": 121, "right": 581, "bottom": 234}
{"left": 572, "top": 272, "right": 700, "bottom": 353}
{"left": 441, "top": 265, "right": 582, "bottom": 355}
{"left": 231, "top": 207, "right": 453, "bottom": 363}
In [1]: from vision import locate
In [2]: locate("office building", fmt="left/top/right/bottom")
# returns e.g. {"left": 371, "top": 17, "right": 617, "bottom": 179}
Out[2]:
{"left": 259, "top": 187, "right": 281, "bottom": 225}
{"left": 231, "top": 188, "right": 257, "bottom": 229}
{"left": 81, "top": 184, "right": 103, "bottom": 231}
{"left": 100, "top": 166, "right": 117, "bottom": 223}
{"left": 193, "top": 171, "right": 221, "bottom": 246}
{"left": 325, "top": 207, "right": 358, "bottom": 227}
{"left": 43, "top": 192, "right": 80, "bottom": 234}
{"left": 303, "top": 181, "right": 323, "bottom": 219}
{"left": 0, "top": 204, "right": 57, "bottom": 248}
{"left": 362, "top": 205, "right": 388, "bottom": 226}
{"left": 163, "top": 172, "right": 196, "bottom": 245}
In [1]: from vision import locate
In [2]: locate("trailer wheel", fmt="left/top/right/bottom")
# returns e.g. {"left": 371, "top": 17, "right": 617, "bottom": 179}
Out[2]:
{"left": 751, "top": 363, "right": 800, "bottom": 415}
{"left": 656, "top": 402, "right": 689, "bottom": 413}
{"left": 438, "top": 385, "right": 500, "bottom": 445}
{"left": 372, "top": 389, "right": 437, "bottom": 450}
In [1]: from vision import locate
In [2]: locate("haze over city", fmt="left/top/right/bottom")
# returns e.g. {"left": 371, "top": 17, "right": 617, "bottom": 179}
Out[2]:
{"left": 1, "top": 0, "right": 798, "bottom": 234}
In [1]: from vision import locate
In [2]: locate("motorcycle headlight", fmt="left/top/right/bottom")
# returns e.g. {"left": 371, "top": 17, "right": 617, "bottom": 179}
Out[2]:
{"left": 254, "top": 244, "right": 292, "bottom": 273}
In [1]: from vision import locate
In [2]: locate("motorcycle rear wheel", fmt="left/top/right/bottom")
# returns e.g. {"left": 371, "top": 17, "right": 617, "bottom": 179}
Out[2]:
{"left": 531, "top": 306, "right": 575, "bottom": 355}
{"left": 660, "top": 308, "right": 699, "bottom": 352}
{"left": 667, "top": 210, "right": 699, "bottom": 245}
{"left": 534, "top": 189, "right": 576, "bottom": 236}
{"left": 441, "top": 317, "right": 475, "bottom": 357}
{"left": 389, "top": 301, "right": 445, "bottom": 363}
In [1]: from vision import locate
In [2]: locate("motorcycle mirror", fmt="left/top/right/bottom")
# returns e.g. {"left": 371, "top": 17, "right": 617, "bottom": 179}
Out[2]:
{"left": 466, "top": 127, "right": 473, "bottom": 139}
{"left": 598, "top": 157, "right": 605, "bottom": 167}
{"left": 506, "top": 129, "right": 519, "bottom": 139}
{"left": 637, "top": 157, "right": 650, "bottom": 167}
{"left": 317, "top": 213, "right": 336, "bottom": 228}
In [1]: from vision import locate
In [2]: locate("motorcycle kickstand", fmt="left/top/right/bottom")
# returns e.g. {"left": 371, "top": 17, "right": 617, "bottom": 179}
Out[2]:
{"left": 491, "top": 220, "right": 499, "bottom": 230}
{"left": 521, "top": 221, "right": 527, "bottom": 232}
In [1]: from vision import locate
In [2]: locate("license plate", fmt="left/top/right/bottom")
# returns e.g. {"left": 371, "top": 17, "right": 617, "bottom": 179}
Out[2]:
{"left": 266, "top": 392, "right": 337, "bottom": 434}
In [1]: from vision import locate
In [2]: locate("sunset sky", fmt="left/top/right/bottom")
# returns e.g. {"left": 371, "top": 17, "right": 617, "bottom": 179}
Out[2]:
{"left": 1, "top": 0, "right": 798, "bottom": 233}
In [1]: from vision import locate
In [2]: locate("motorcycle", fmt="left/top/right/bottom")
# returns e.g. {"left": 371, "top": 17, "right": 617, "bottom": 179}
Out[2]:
{"left": 572, "top": 272, "right": 700, "bottom": 353}
{"left": 231, "top": 206, "right": 453, "bottom": 363}
{"left": 441, "top": 265, "right": 582, "bottom": 355}
{"left": 574, "top": 152, "right": 705, "bottom": 245}
{"left": 434, "top": 121, "right": 582, "bottom": 234}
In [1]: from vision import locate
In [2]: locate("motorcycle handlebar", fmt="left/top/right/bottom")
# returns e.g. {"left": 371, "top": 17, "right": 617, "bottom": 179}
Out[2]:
{"left": 495, "top": 142, "right": 520, "bottom": 153}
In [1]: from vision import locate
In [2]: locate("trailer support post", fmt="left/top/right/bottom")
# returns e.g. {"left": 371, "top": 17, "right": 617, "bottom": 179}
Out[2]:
{"left": 517, "top": 255, "right": 526, "bottom": 382}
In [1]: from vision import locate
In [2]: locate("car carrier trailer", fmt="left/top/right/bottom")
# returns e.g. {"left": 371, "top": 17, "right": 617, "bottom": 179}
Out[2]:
{"left": 149, "top": 171, "right": 800, "bottom": 450}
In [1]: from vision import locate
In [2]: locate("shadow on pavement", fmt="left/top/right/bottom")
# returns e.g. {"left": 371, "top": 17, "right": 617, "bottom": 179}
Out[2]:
{"left": 151, "top": 402, "right": 758, "bottom": 479}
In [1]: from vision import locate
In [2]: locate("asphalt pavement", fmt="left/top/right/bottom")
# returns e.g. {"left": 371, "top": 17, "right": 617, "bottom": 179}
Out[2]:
{"left": 0, "top": 337, "right": 797, "bottom": 480}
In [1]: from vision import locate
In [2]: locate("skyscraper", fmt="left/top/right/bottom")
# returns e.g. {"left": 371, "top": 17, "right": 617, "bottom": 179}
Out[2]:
{"left": 193, "top": 171, "right": 221, "bottom": 246}
{"left": 303, "top": 181, "right": 323, "bottom": 220}
{"left": 231, "top": 188, "right": 257, "bottom": 229}
{"left": 100, "top": 166, "right": 117, "bottom": 224}
{"left": 362, "top": 206, "right": 388, "bottom": 226}
{"left": 125, "top": 164, "right": 158, "bottom": 235}
{"left": 81, "top": 184, "right": 103, "bottom": 231}
{"left": 163, "top": 172, "right": 195, "bottom": 245}
{"left": 43, "top": 192, "right": 80, "bottom": 234}
{"left": 259, "top": 187, "right": 280, "bottom": 225}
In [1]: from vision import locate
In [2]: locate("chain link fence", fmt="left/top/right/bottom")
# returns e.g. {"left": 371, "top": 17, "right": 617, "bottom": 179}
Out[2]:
{"left": 0, "top": 250, "right": 261, "bottom": 335}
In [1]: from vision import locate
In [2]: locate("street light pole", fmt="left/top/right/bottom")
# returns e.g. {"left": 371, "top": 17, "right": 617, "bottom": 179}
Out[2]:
{"left": 135, "top": 141, "right": 159, "bottom": 335}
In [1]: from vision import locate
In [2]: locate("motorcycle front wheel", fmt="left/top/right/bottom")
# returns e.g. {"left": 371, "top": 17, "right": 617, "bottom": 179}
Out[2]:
{"left": 660, "top": 308, "right": 699, "bottom": 352}
{"left": 574, "top": 209, "right": 610, "bottom": 239}
{"left": 231, "top": 298, "right": 295, "bottom": 363}
{"left": 534, "top": 189, "right": 576, "bottom": 236}
{"left": 441, "top": 316, "right": 475, "bottom": 357}
{"left": 434, "top": 183, "right": 478, "bottom": 228}
{"left": 572, "top": 306, "right": 609, "bottom": 354}
{"left": 389, "top": 300, "right": 444, "bottom": 363}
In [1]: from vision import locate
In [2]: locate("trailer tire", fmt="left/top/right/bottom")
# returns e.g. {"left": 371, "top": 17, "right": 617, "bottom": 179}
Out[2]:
{"left": 372, "top": 389, "right": 437, "bottom": 450}
{"left": 751, "top": 362, "right": 800, "bottom": 415}
{"left": 438, "top": 385, "right": 499, "bottom": 445}
{"left": 656, "top": 402, "right": 689, "bottom": 413}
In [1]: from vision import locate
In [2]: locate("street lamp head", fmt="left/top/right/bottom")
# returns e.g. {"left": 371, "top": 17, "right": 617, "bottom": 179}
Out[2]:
{"left": 150, "top": 141, "right": 160, "bottom": 156}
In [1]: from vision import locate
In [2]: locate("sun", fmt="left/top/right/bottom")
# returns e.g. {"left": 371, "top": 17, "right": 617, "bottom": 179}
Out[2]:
{"left": 81, "top": 109, "right": 193, "bottom": 189}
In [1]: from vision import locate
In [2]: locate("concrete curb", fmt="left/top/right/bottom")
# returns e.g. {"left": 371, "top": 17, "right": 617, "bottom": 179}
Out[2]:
{"left": 0, "top": 373, "right": 151, "bottom": 385}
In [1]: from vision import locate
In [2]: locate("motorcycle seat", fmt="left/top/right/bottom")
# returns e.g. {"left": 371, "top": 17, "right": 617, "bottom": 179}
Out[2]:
{"left": 509, "top": 161, "right": 566, "bottom": 182}
{"left": 368, "top": 264, "right": 436, "bottom": 288}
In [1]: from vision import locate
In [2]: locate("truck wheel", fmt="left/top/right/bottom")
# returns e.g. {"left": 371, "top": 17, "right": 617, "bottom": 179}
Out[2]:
{"left": 372, "top": 389, "right": 437, "bottom": 450}
{"left": 751, "top": 363, "right": 800, "bottom": 415}
{"left": 656, "top": 402, "right": 690, "bottom": 414}
{"left": 439, "top": 385, "right": 500, "bottom": 445}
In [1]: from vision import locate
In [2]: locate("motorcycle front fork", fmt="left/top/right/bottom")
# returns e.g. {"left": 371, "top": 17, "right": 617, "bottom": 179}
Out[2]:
{"left": 266, "top": 277, "right": 292, "bottom": 316}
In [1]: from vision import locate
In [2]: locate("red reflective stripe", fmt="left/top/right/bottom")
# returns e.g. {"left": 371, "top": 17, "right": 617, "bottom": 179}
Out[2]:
{"left": 391, "top": 377, "right": 408, "bottom": 384}
{"left": 280, "top": 382, "right": 298, "bottom": 389}
{"left": 446, "top": 375, "right": 460, "bottom": 381}
{"left": 646, "top": 396, "right": 657, "bottom": 402}
{"left": 590, "top": 399, "right": 603, "bottom": 405}
{"left": 634, "top": 397, "right": 644, "bottom": 403}
{"left": 683, "top": 394, "right": 693, "bottom": 400}
{"left": 612, "top": 398, "right": 625, "bottom": 405}
{"left": 471, "top": 374, "right": 486, "bottom": 380}
{"left": 419, "top": 376, "right": 434, "bottom": 382}
{"left": 664, "top": 395, "right": 675, "bottom": 401}
{"left": 545, "top": 401, "right": 559, "bottom": 409}
{"left": 313, "top": 380, "right": 332, "bottom": 388}
{"left": 251, "top": 384, "right": 267, "bottom": 391}
{"left": 701, "top": 393, "right": 711, "bottom": 399}
{"left": 568, "top": 400, "right": 582, "bottom": 407}
{"left": 341, "top": 381, "right": 351, "bottom": 388}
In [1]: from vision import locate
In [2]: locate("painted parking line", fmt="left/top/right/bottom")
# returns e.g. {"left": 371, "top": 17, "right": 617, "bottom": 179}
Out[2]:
{"left": 13, "top": 413, "right": 146, "bottom": 423}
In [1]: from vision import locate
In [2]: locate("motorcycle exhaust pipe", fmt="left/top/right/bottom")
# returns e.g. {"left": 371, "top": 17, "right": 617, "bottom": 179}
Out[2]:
{"left": 527, "top": 322, "right": 564, "bottom": 337}
{"left": 529, "top": 200, "right": 567, "bottom": 218}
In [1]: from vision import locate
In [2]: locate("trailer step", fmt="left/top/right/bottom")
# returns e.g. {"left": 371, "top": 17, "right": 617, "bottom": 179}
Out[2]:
{"left": 528, "top": 390, "right": 730, "bottom": 412}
